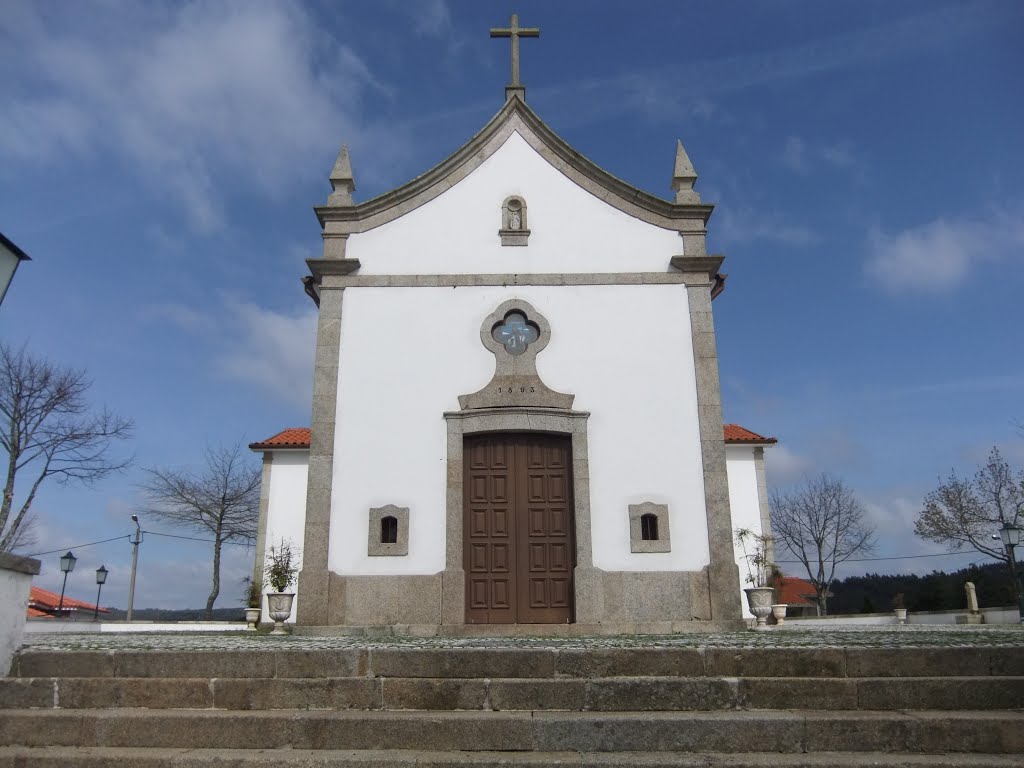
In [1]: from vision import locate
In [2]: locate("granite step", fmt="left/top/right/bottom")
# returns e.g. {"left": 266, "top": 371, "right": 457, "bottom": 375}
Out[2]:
{"left": 0, "top": 709, "right": 1022, "bottom": 753}
{"left": 2, "top": 675, "right": 1022, "bottom": 711}
{"left": 11, "top": 646, "right": 1024, "bottom": 680}
{"left": 2, "top": 746, "right": 1023, "bottom": 768}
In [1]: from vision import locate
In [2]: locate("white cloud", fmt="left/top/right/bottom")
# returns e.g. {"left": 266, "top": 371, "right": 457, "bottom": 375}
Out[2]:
{"left": 866, "top": 207, "right": 1024, "bottom": 293}
{"left": 412, "top": 0, "right": 452, "bottom": 38}
{"left": 781, "top": 135, "right": 858, "bottom": 175}
{"left": 146, "top": 299, "right": 317, "bottom": 408}
{"left": 764, "top": 445, "right": 812, "bottom": 487}
{"left": 713, "top": 205, "right": 819, "bottom": 246}
{"left": 217, "top": 300, "right": 317, "bottom": 408}
{"left": 0, "top": 1, "right": 397, "bottom": 232}
{"left": 781, "top": 136, "right": 808, "bottom": 174}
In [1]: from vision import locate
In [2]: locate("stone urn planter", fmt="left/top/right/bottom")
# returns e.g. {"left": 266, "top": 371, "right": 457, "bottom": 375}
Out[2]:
{"left": 893, "top": 607, "right": 907, "bottom": 625}
{"left": 771, "top": 603, "right": 788, "bottom": 626}
{"left": 266, "top": 593, "right": 295, "bottom": 635}
{"left": 244, "top": 607, "right": 261, "bottom": 631}
{"left": 744, "top": 587, "right": 775, "bottom": 630}
{"left": 263, "top": 539, "right": 299, "bottom": 636}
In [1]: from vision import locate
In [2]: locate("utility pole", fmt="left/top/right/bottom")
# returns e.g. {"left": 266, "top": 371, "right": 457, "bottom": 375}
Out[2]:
{"left": 127, "top": 515, "right": 143, "bottom": 623}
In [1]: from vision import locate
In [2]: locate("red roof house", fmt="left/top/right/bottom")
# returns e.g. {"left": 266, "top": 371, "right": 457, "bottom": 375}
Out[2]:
{"left": 27, "top": 585, "right": 110, "bottom": 619}
{"left": 252, "top": 424, "right": 778, "bottom": 451}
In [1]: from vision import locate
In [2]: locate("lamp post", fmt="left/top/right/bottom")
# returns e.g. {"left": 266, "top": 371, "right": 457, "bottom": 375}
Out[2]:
{"left": 93, "top": 566, "right": 108, "bottom": 621}
{"left": 127, "top": 515, "right": 143, "bottom": 623}
{"left": 0, "top": 232, "right": 31, "bottom": 307}
{"left": 998, "top": 522, "right": 1023, "bottom": 624}
{"left": 57, "top": 551, "right": 77, "bottom": 616}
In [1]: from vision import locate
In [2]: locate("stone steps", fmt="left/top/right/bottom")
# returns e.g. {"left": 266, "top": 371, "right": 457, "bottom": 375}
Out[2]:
{"left": 2, "top": 675, "right": 1022, "bottom": 711}
{"left": 2, "top": 746, "right": 1023, "bottom": 768}
{"left": 3, "top": 644, "right": 1022, "bottom": 762}
{"left": 11, "top": 646, "right": 1024, "bottom": 679}
{"left": 1, "top": 709, "right": 1022, "bottom": 753}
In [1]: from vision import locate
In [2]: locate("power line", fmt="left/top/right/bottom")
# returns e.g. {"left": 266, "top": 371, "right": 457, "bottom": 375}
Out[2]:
{"left": 143, "top": 530, "right": 252, "bottom": 547}
{"left": 24, "top": 529, "right": 253, "bottom": 558}
{"left": 27, "top": 535, "right": 130, "bottom": 558}
{"left": 776, "top": 551, "right": 981, "bottom": 564}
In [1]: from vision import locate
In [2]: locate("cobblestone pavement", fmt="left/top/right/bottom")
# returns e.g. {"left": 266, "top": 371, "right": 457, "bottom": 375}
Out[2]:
{"left": 21, "top": 624, "right": 1024, "bottom": 652}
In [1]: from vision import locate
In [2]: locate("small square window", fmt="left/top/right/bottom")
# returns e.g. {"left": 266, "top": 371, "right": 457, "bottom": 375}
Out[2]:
{"left": 629, "top": 502, "right": 670, "bottom": 553}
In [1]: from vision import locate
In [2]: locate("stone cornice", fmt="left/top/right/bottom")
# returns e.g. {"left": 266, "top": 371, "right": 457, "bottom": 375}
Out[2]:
{"left": 306, "top": 258, "right": 361, "bottom": 281}
{"left": 317, "top": 272, "right": 707, "bottom": 289}
{"left": 315, "top": 97, "right": 715, "bottom": 233}
{"left": 670, "top": 255, "right": 725, "bottom": 278}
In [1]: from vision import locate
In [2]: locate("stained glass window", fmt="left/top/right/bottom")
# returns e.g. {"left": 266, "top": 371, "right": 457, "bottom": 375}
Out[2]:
{"left": 492, "top": 312, "right": 539, "bottom": 356}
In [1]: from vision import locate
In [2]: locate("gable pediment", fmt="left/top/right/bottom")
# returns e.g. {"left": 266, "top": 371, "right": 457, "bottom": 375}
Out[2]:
{"left": 315, "top": 97, "right": 713, "bottom": 235}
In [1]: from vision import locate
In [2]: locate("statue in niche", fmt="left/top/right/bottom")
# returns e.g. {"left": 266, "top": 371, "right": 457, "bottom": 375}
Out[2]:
{"left": 499, "top": 196, "right": 529, "bottom": 245}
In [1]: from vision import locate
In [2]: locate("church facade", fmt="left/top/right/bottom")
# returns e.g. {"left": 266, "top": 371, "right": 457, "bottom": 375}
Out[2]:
{"left": 250, "top": 79, "right": 777, "bottom": 631}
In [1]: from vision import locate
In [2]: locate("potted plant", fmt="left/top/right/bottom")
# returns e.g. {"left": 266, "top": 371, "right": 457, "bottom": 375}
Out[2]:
{"left": 241, "top": 577, "right": 262, "bottom": 631}
{"left": 264, "top": 539, "right": 299, "bottom": 635}
{"left": 892, "top": 593, "right": 907, "bottom": 625}
{"left": 735, "top": 527, "right": 776, "bottom": 630}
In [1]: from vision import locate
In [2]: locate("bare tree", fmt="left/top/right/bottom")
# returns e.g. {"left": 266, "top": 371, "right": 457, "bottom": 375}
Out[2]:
{"left": 915, "top": 447, "right": 1023, "bottom": 602}
{"left": 1, "top": 344, "right": 133, "bottom": 552}
{"left": 770, "top": 473, "right": 876, "bottom": 615}
{"left": 140, "top": 444, "right": 260, "bottom": 619}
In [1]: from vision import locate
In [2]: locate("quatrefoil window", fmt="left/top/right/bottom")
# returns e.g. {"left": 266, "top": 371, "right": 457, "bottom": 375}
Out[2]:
{"left": 491, "top": 312, "right": 539, "bottom": 356}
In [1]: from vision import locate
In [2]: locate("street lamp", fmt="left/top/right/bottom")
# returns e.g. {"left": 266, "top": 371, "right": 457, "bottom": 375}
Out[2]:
{"left": 0, "top": 232, "right": 31, "bottom": 307}
{"left": 127, "top": 514, "right": 143, "bottom": 623}
{"left": 93, "top": 566, "right": 108, "bottom": 621}
{"left": 998, "top": 522, "right": 1023, "bottom": 623}
{"left": 57, "top": 551, "right": 77, "bottom": 616}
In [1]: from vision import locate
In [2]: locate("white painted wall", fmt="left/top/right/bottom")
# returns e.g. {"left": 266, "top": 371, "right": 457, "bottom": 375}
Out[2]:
{"left": 726, "top": 446, "right": 767, "bottom": 619}
{"left": 330, "top": 283, "right": 709, "bottom": 575}
{"left": 345, "top": 132, "right": 684, "bottom": 275}
{"left": 261, "top": 450, "right": 308, "bottom": 623}
{"left": 0, "top": 567, "right": 33, "bottom": 675}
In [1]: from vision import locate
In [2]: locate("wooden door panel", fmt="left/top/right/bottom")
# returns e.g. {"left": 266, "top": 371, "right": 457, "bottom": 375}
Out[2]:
{"left": 464, "top": 433, "right": 574, "bottom": 624}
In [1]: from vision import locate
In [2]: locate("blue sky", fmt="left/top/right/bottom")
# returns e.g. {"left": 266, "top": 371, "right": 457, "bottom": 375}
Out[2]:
{"left": 2, "top": 1, "right": 1023, "bottom": 610}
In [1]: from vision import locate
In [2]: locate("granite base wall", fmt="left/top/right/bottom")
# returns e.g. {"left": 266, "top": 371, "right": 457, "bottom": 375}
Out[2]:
{"left": 317, "top": 566, "right": 721, "bottom": 630}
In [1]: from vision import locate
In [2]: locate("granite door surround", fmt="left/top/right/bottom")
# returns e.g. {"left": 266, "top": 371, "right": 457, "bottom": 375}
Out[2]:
{"left": 442, "top": 408, "right": 594, "bottom": 624}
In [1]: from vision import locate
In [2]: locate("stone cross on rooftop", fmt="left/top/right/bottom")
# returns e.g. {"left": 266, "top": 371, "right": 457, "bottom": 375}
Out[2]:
{"left": 490, "top": 13, "right": 540, "bottom": 100}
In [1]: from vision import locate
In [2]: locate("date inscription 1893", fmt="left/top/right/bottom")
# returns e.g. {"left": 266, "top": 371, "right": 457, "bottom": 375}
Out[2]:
{"left": 497, "top": 385, "right": 537, "bottom": 394}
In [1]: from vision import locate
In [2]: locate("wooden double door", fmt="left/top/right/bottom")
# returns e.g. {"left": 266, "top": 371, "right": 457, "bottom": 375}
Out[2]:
{"left": 464, "top": 433, "right": 575, "bottom": 624}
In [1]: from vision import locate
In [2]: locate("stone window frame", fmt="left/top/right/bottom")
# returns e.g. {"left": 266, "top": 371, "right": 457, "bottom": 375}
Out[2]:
{"left": 368, "top": 505, "right": 409, "bottom": 556}
{"left": 629, "top": 501, "right": 671, "bottom": 553}
{"left": 499, "top": 195, "right": 530, "bottom": 246}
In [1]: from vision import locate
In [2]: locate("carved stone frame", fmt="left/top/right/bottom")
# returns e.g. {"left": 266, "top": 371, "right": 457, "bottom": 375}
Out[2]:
{"left": 440, "top": 407, "right": 601, "bottom": 625}
{"left": 459, "top": 299, "right": 573, "bottom": 410}
{"left": 368, "top": 504, "right": 409, "bottom": 557}
{"left": 628, "top": 501, "right": 671, "bottom": 553}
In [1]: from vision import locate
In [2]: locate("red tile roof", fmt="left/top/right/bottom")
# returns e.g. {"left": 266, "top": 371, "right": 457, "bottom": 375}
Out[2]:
{"left": 723, "top": 424, "right": 777, "bottom": 444}
{"left": 774, "top": 576, "right": 817, "bottom": 606}
{"left": 249, "top": 428, "right": 313, "bottom": 450}
{"left": 252, "top": 425, "right": 777, "bottom": 450}
{"left": 29, "top": 585, "right": 109, "bottom": 615}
